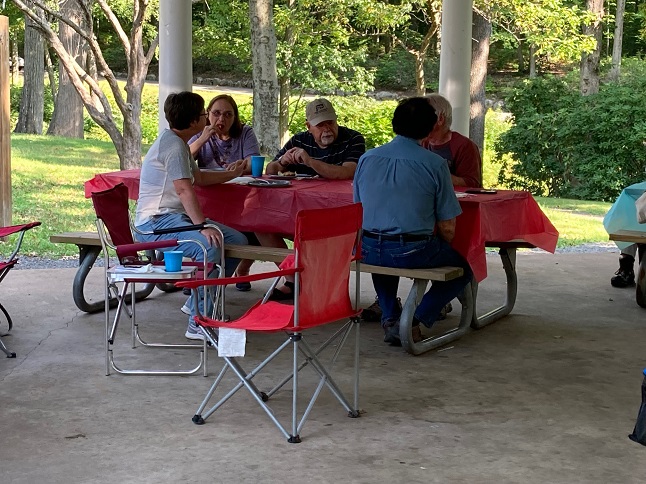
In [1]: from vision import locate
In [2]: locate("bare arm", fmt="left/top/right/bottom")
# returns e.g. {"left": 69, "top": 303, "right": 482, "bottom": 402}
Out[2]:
{"left": 188, "top": 125, "right": 216, "bottom": 157}
{"left": 451, "top": 174, "right": 468, "bottom": 187}
{"left": 173, "top": 178, "right": 221, "bottom": 247}
{"left": 271, "top": 147, "right": 357, "bottom": 179}
{"left": 436, "top": 218, "right": 456, "bottom": 243}
{"left": 192, "top": 163, "right": 244, "bottom": 186}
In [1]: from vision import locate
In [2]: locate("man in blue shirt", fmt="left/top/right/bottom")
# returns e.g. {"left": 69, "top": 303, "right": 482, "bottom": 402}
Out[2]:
{"left": 353, "top": 97, "right": 473, "bottom": 346}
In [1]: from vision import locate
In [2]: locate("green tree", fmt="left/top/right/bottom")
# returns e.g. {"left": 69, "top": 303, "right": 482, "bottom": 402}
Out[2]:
{"left": 11, "top": 0, "right": 159, "bottom": 169}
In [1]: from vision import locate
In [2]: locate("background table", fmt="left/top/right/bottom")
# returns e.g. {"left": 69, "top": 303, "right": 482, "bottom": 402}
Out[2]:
{"left": 603, "top": 181, "right": 646, "bottom": 250}
{"left": 85, "top": 170, "right": 558, "bottom": 282}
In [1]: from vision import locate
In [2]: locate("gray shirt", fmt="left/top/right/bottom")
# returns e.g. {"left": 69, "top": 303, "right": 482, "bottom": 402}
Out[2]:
{"left": 135, "top": 129, "right": 197, "bottom": 226}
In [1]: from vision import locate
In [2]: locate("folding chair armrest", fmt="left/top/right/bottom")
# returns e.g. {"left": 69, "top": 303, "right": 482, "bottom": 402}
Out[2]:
{"left": 176, "top": 267, "right": 302, "bottom": 289}
{"left": 0, "top": 221, "right": 41, "bottom": 262}
{"left": 0, "top": 222, "right": 41, "bottom": 238}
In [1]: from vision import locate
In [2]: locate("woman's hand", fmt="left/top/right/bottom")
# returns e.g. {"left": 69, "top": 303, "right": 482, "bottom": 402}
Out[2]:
{"left": 197, "top": 124, "right": 216, "bottom": 143}
{"left": 225, "top": 160, "right": 245, "bottom": 177}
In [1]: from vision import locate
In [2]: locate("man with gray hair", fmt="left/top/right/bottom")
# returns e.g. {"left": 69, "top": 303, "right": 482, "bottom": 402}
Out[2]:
{"left": 422, "top": 93, "right": 482, "bottom": 188}
{"left": 266, "top": 98, "right": 366, "bottom": 180}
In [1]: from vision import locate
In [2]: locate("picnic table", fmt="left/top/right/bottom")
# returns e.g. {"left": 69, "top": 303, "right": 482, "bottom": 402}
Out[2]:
{"left": 604, "top": 181, "right": 646, "bottom": 307}
{"left": 84, "top": 170, "right": 559, "bottom": 283}
{"left": 80, "top": 170, "right": 559, "bottom": 351}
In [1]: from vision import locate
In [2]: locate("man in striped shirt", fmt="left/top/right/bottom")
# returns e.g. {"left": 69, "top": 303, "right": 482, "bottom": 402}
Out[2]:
{"left": 266, "top": 98, "right": 366, "bottom": 179}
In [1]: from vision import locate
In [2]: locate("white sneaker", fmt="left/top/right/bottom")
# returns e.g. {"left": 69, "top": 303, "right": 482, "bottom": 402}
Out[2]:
{"left": 185, "top": 328, "right": 205, "bottom": 341}
{"left": 185, "top": 319, "right": 205, "bottom": 340}
{"left": 181, "top": 302, "right": 191, "bottom": 315}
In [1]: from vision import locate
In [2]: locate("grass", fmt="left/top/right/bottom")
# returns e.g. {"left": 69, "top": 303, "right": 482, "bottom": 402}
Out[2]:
{"left": 1, "top": 134, "right": 615, "bottom": 259}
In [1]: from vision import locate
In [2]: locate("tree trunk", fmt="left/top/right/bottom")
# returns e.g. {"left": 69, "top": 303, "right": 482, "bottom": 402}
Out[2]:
{"left": 469, "top": 10, "right": 490, "bottom": 160}
{"left": 47, "top": 0, "right": 86, "bottom": 138}
{"left": 415, "top": 52, "right": 425, "bottom": 96}
{"left": 278, "top": 0, "right": 295, "bottom": 147}
{"left": 11, "top": 39, "right": 19, "bottom": 85}
{"left": 529, "top": 44, "right": 537, "bottom": 78}
{"left": 249, "top": 0, "right": 279, "bottom": 157}
{"left": 15, "top": 10, "right": 45, "bottom": 135}
{"left": 608, "top": 0, "right": 626, "bottom": 81}
{"left": 580, "top": 0, "right": 604, "bottom": 96}
{"left": 517, "top": 40, "right": 525, "bottom": 74}
{"left": 45, "top": 48, "right": 57, "bottom": 99}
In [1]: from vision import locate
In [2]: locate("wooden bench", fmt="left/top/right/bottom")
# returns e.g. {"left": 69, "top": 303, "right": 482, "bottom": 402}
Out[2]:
{"left": 51, "top": 231, "right": 470, "bottom": 354}
{"left": 51, "top": 231, "right": 537, "bottom": 354}
{"left": 50, "top": 232, "right": 157, "bottom": 313}
{"left": 608, "top": 230, "right": 646, "bottom": 307}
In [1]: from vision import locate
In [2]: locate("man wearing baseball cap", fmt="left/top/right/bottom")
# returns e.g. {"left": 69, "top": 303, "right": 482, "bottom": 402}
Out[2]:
{"left": 261, "top": 98, "right": 366, "bottom": 300}
{"left": 266, "top": 98, "right": 366, "bottom": 179}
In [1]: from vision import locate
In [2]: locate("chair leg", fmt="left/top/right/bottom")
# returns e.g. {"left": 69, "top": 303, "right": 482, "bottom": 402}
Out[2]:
{"left": 0, "top": 335, "right": 16, "bottom": 358}
{"left": 0, "top": 303, "right": 16, "bottom": 358}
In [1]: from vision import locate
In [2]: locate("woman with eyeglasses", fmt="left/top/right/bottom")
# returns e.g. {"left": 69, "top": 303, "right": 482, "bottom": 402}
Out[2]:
{"left": 188, "top": 94, "right": 262, "bottom": 291}
{"left": 189, "top": 94, "right": 260, "bottom": 174}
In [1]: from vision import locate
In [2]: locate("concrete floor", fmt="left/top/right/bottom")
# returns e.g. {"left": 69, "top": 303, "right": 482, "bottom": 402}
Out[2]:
{"left": 1, "top": 252, "right": 645, "bottom": 483}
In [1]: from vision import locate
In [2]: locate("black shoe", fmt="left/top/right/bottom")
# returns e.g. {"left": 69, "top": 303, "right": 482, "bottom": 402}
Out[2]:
{"left": 236, "top": 281, "right": 252, "bottom": 292}
{"left": 437, "top": 302, "right": 453, "bottom": 320}
{"left": 382, "top": 318, "right": 401, "bottom": 346}
{"left": 362, "top": 297, "right": 401, "bottom": 322}
{"left": 611, "top": 269, "right": 635, "bottom": 288}
{"left": 268, "top": 281, "right": 295, "bottom": 301}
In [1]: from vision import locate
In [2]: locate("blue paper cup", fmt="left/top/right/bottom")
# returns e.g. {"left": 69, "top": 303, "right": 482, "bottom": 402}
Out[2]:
{"left": 164, "top": 251, "right": 183, "bottom": 272}
{"left": 251, "top": 156, "right": 265, "bottom": 178}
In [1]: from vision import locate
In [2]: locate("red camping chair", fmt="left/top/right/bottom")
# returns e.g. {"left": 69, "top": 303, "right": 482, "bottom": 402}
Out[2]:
{"left": 91, "top": 183, "right": 224, "bottom": 376}
{"left": 0, "top": 221, "right": 41, "bottom": 358}
{"left": 177, "top": 203, "right": 363, "bottom": 443}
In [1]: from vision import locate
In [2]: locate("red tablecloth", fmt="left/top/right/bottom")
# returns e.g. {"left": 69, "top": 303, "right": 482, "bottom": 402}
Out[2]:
{"left": 85, "top": 170, "right": 559, "bottom": 282}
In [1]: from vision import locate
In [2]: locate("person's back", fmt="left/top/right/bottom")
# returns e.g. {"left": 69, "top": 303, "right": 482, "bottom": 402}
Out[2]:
{"left": 353, "top": 97, "right": 472, "bottom": 347}
{"left": 355, "top": 136, "right": 457, "bottom": 236}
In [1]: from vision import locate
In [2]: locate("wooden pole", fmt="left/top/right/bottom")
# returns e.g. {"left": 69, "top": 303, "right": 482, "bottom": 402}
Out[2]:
{"left": 0, "top": 16, "right": 11, "bottom": 228}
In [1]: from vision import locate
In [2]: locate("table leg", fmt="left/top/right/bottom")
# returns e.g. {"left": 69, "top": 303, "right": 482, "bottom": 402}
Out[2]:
{"left": 72, "top": 244, "right": 156, "bottom": 313}
{"left": 399, "top": 279, "right": 474, "bottom": 355}
{"left": 471, "top": 247, "right": 518, "bottom": 329}
{"left": 636, "top": 244, "right": 646, "bottom": 308}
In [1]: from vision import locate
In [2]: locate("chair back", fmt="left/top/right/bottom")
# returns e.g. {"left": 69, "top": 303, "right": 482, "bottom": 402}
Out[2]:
{"left": 91, "top": 183, "right": 137, "bottom": 259}
{"left": 292, "top": 203, "right": 362, "bottom": 328}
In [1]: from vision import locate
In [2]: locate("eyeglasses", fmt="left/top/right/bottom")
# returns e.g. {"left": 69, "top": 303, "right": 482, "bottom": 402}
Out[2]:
{"left": 199, "top": 112, "right": 209, "bottom": 118}
{"left": 210, "top": 110, "right": 234, "bottom": 120}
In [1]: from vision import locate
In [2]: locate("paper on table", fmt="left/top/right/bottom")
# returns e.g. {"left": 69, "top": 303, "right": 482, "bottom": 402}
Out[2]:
{"left": 113, "top": 264, "right": 153, "bottom": 273}
{"left": 225, "top": 176, "right": 257, "bottom": 185}
{"left": 455, "top": 191, "right": 471, "bottom": 198}
{"left": 218, "top": 328, "right": 246, "bottom": 357}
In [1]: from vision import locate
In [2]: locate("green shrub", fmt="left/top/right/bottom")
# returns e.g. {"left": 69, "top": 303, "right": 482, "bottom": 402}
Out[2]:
{"left": 284, "top": 95, "right": 396, "bottom": 150}
{"left": 495, "top": 72, "right": 646, "bottom": 201}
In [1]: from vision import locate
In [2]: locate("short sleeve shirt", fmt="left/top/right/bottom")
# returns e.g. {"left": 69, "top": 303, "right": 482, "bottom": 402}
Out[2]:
{"left": 353, "top": 136, "right": 461, "bottom": 235}
{"left": 422, "top": 131, "right": 482, "bottom": 188}
{"left": 188, "top": 124, "right": 260, "bottom": 169}
{"left": 273, "top": 126, "right": 366, "bottom": 176}
{"left": 135, "top": 129, "right": 196, "bottom": 226}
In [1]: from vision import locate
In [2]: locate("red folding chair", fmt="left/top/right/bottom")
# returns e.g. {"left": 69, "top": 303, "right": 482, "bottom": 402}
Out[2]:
{"left": 177, "top": 203, "right": 363, "bottom": 443}
{"left": 0, "top": 221, "right": 41, "bottom": 358}
{"left": 91, "top": 183, "right": 225, "bottom": 376}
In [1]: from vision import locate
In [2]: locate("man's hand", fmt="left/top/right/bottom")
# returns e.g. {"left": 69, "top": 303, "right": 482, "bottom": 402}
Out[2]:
{"left": 200, "top": 227, "right": 222, "bottom": 248}
{"left": 280, "top": 148, "right": 301, "bottom": 165}
{"left": 290, "top": 147, "right": 314, "bottom": 166}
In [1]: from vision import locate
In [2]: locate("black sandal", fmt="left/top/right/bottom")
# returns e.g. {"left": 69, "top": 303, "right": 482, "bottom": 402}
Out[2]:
{"left": 268, "top": 281, "right": 294, "bottom": 301}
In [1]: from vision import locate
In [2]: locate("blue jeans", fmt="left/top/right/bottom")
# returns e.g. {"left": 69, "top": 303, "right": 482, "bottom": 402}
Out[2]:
{"left": 136, "top": 213, "right": 248, "bottom": 321}
{"left": 361, "top": 234, "right": 472, "bottom": 328}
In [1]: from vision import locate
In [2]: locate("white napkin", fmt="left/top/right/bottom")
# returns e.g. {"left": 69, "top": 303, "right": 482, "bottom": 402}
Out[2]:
{"left": 218, "top": 328, "right": 247, "bottom": 357}
{"left": 114, "top": 263, "right": 153, "bottom": 273}
{"left": 226, "top": 176, "right": 257, "bottom": 185}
